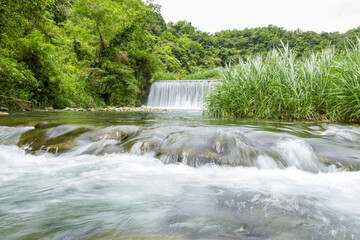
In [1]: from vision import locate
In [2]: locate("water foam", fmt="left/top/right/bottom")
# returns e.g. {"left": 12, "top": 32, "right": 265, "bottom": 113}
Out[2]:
{"left": 0, "top": 144, "right": 360, "bottom": 239}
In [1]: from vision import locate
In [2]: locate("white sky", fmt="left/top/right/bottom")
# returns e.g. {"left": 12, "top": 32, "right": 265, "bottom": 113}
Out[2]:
{"left": 152, "top": 0, "right": 360, "bottom": 33}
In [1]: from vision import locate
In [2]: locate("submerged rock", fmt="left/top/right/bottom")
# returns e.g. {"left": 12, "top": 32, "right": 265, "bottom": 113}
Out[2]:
{"left": 61, "top": 107, "right": 168, "bottom": 112}
{"left": 125, "top": 127, "right": 173, "bottom": 154}
{"left": 18, "top": 125, "right": 91, "bottom": 154}
{"left": 90, "top": 233, "right": 187, "bottom": 240}
{"left": 74, "top": 126, "right": 141, "bottom": 155}
{"left": 311, "top": 140, "right": 360, "bottom": 171}
{"left": 7, "top": 121, "right": 360, "bottom": 172}
{"left": 34, "top": 122, "right": 50, "bottom": 129}
{"left": 150, "top": 128, "right": 260, "bottom": 167}
{"left": 85, "top": 126, "right": 140, "bottom": 142}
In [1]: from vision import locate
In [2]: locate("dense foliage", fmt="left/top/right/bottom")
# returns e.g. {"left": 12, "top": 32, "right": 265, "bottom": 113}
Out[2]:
{"left": 155, "top": 22, "right": 360, "bottom": 79}
{"left": 0, "top": 0, "right": 159, "bottom": 108}
{"left": 0, "top": 0, "right": 359, "bottom": 111}
{"left": 205, "top": 40, "right": 360, "bottom": 122}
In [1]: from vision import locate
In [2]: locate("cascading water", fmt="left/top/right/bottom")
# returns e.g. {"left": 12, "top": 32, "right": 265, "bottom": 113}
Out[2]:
{"left": 1, "top": 111, "right": 360, "bottom": 240}
{"left": 147, "top": 80, "right": 217, "bottom": 109}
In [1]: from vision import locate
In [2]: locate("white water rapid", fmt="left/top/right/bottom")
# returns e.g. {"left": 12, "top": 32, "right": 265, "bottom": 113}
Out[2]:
{"left": 1, "top": 111, "right": 360, "bottom": 240}
{"left": 147, "top": 80, "right": 217, "bottom": 109}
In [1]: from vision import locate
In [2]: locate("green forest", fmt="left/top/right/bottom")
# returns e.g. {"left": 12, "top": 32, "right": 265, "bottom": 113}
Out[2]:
{"left": 1, "top": 0, "right": 360, "bottom": 113}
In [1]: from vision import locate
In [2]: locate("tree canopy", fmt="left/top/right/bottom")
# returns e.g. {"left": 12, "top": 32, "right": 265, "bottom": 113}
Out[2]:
{"left": 0, "top": 0, "right": 359, "bottom": 109}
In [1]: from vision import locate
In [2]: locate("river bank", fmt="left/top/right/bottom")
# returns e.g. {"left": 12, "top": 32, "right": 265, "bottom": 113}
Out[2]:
{"left": 0, "top": 106, "right": 170, "bottom": 114}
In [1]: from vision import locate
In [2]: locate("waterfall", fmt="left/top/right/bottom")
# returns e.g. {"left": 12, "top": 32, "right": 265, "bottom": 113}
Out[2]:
{"left": 147, "top": 80, "right": 217, "bottom": 109}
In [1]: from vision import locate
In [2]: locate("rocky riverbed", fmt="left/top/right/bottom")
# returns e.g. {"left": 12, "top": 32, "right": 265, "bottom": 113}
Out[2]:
{"left": 0, "top": 106, "right": 169, "bottom": 113}
{"left": 1, "top": 110, "right": 360, "bottom": 240}
{"left": 59, "top": 107, "right": 169, "bottom": 112}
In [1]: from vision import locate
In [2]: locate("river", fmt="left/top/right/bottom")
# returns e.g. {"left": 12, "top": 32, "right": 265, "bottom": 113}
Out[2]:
{"left": 0, "top": 110, "right": 360, "bottom": 240}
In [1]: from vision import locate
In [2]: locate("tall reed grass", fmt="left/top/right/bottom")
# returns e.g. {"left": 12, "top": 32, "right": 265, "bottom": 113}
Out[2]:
{"left": 205, "top": 40, "right": 360, "bottom": 122}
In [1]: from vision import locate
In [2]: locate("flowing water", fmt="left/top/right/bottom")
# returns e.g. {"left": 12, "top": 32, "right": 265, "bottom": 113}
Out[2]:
{"left": 1, "top": 111, "right": 360, "bottom": 240}
{"left": 147, "top": 80, "right": 217, "bottom": 109}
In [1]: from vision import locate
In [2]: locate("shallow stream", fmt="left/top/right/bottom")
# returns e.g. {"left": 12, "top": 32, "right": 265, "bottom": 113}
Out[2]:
{"left": 0, "top": 111, "right": 360, "bottom": 239}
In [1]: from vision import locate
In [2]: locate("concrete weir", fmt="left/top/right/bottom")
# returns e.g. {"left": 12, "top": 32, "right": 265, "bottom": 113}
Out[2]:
{"left": 147, "top": 80, "right": 217, "bottom": 109}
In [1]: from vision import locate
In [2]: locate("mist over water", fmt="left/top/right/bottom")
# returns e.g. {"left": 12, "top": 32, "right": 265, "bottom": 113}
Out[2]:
{"left": 0, "top": 111, "right": 360, "bottom": 239}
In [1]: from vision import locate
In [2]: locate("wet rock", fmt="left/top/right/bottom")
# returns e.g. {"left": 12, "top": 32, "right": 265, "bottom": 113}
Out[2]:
{"left": 310, "top": 140, "right": 360, "bottom": 171}
{"left": 154, "top": 128, "right": 260, "bottom": 167}
{"left": 0, "top": 111, "right": 9, "bottom": 115}
{"left": 84, "top": 126, "right": 141, "bottom": 142}
{"left": 24, "top": 121, "right": 60, "bottom": 129}
{"left": 124, "top": 127, "right": 174, "bottom": 154}
{"left": 77, "top": 140, "right": 125, "bottom": 155}
{"left": 0, "top": 107, "right": 9, "bottom": 111}
{"left": 44, "top": 107, "right": 53, "bottom": 111}
{"left": 244, "top": 131, "right": 296, "bottom": 147}
{"left": 74, "top": 126, "right": 141, "bottom": 155}
{"left": 59, "top": 106, "right": 168, "bottom": 112}
{"left": 62, "top": 107, "right": 89, "bottom": 111}
{"left": 90, "top": 233, "right": 187, "bottom": 240}
{"left": 158, "top": 150, "right": 221, "bottom": 167}
{"left": 129, "top": 139, "right": 160, "bottom": 154}
{"left": 34, "top": 122, "right": 50, "bottom": 129}
{"left": 246, "top": 131, "right": 360, "bottom": 171}
{"left": 122, "top": 127, "right": 263, "bottom": 167}
{"left": 321, "top": 124, "right": 360, "bottom": 143}
{"left": 18, "top": 125, "right": 91, "bottom": 154}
